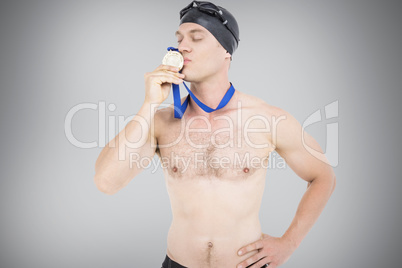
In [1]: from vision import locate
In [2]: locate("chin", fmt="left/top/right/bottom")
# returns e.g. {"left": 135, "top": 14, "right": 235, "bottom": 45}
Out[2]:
{"left": 181, "top": 68, "right": 204, "bottom": 83}
{"left": 181, "top": 70, "right": 194, "bottom": 82}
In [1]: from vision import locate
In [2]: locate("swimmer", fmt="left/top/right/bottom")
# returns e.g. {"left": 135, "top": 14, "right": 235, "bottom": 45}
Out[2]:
{"left": 94, "top": 1, "right": 336, "bottom": 267}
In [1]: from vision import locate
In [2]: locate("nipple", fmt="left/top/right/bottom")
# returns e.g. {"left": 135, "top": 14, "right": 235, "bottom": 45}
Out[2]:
{"left": 243, "top": 167, "right": 249, "bottom": 173}
{"left": 172, "top": 166, "right": 178, "bottom": 173}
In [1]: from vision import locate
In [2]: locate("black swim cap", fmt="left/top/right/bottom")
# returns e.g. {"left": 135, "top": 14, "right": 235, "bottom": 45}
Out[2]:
{"left": 179, "top": 1, "right": 240, "bottom": 56}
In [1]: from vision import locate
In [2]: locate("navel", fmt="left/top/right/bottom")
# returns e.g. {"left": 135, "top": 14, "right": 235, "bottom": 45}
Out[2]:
{"left": 208, "top": 242, "right": 213, "bottom": 248}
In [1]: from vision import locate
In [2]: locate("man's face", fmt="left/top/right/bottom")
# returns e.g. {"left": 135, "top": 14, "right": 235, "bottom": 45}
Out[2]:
{"left": 176, "top": 23, "right": 230, "bottom": 83}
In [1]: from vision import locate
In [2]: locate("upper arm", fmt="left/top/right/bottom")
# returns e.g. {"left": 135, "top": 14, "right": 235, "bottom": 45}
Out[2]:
{"left": 271, "top": 107, "right": 334, "bottom": 183}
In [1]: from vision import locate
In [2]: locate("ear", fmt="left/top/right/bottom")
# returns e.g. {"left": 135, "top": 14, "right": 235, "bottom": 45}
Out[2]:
{"left": 225, "top": 50, "right": 232, "bottom": 61}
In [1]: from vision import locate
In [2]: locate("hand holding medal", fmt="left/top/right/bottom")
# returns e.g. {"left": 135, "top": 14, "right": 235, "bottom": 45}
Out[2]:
{"left": 143, "top": 48, "right": 184, "bottom": 105}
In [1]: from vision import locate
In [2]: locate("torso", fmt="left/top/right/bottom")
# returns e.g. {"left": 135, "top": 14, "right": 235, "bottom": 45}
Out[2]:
{"left": 155, "top": 91, "right": 276, "bottom": 268}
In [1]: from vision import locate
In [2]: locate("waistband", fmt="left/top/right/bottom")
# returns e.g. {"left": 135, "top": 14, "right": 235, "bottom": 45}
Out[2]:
{"left": 161, "top": 254, "right": 269, "bottom": 268}
{"left": 162, "top": 255, "right": 187, "bottom": 268}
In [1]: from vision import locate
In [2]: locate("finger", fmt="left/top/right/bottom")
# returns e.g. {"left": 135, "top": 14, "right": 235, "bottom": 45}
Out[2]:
{"left": 250, "top": 258, "right": 271, "bottom": 268}
{"left": 154, "top": 70, "right": 185, "bottom": 78}
{"left": 153, "top": 74, "right": 183, "bottom": 85}
{"left": 238, "top": 240, "right": 264, "bottom": 256}
{"left": 236, "top": 254, "right": 265, "bottom": 268}
{"left": 155, "top": 64, "right": 181, "bottom": 73}
{"left": 147, "top": 72, "right": 184, "bottom": 84}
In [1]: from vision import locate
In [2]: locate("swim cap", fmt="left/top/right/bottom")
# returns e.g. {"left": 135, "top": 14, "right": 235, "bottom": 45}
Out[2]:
{"left": 179, "top": 1, "right": 240, "bottom": 56}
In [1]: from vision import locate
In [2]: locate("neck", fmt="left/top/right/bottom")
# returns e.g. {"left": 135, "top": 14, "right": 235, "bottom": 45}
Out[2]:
{"left": 187, "top": 75, "right": 232, "bottom": 116}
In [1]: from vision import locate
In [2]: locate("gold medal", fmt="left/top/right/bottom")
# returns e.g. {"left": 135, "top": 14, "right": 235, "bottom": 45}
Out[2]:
{"left": 162, "top": 50, "right": 184, "bottom": 70}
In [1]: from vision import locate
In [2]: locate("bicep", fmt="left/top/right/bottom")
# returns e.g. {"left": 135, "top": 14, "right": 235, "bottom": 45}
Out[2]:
{"left": 273, "top": 109, "right": 329, "bottom": 183}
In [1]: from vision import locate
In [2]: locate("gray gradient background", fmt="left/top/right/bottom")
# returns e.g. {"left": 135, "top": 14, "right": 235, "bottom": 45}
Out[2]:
{"left": 0, "top": 0, "right": 401, "bottom": 267}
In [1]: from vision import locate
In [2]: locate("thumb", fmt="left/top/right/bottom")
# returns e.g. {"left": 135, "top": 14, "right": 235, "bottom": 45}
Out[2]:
{"left": 261, "top": 233, "right": 273, "bottom": 240}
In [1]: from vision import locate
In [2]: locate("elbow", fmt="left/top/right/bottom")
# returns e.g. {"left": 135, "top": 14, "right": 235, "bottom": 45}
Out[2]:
{"left": 94, "top": 174, "right": 119, "bottom": 195}
{"left": 331, "top": 175, "right": 337, "bottom": 193}
{"left": 310, "top": 172, "right": 336, "bottom": 195}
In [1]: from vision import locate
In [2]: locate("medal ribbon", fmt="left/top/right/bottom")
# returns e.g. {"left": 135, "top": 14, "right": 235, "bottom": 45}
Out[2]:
{"left": 167, "top": 47, "right": 236, "bottom": 119}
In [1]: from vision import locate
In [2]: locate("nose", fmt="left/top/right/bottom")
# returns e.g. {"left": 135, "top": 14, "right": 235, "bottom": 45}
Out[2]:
{"left": 178, "top": 38, "right": 192, "bottom": 54}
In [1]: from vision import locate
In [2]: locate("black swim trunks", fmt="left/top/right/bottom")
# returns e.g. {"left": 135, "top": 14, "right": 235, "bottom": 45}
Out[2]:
{"left": 161, "top": 255, "right": 187, "bottom": 268}
{"left": 161, "top": 255, "right": 269, "bottom": 268}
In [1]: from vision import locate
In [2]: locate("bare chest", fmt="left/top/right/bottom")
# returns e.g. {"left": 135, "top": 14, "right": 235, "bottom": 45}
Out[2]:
{"left": 157, "top": 114, "right": 274, "bottom": 179}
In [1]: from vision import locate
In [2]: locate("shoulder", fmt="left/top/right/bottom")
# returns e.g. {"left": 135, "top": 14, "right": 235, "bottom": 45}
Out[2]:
{"left": 154, "top": 104, "right": 173, "bottom": 122}
{"left": 154, "top": 103, "right": 174, "bottom": 130}
{"left": 153, "top": 100, "right": 183, "bottom": 137}
{"left": 235, "top": 90, "right": 289, "bottom": 119}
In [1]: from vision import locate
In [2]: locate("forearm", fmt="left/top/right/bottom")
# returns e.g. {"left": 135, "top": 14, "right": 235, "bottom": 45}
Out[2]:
{"left": 282, "top": 172, "right": 336, "bottom": 248}
{"left": 94, "top": 101, "right": 157, "bottom": 193}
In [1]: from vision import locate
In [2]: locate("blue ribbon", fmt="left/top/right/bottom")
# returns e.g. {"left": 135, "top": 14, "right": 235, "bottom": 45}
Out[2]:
{"left": 167, "top": 47, "right": 236, "bottom": 119}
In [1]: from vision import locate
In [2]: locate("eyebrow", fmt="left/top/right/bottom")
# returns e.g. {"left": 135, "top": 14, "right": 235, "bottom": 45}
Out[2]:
{"left": 175, "top": 29, "right": 206, "bottom": 36}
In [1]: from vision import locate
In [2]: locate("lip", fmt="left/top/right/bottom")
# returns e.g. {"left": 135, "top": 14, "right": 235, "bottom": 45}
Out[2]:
{"left": 183, "top": 58, "right": 191, "bottom": 64}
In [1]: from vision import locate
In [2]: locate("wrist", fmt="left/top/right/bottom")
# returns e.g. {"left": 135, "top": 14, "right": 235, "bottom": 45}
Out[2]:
{"left": 281, "top": 232, "right": 301, "bottom": 250}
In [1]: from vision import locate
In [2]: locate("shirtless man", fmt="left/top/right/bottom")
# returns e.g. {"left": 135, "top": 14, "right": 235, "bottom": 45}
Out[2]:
{"left": 93, "top": 1, "right": 336, "bottom": 268}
